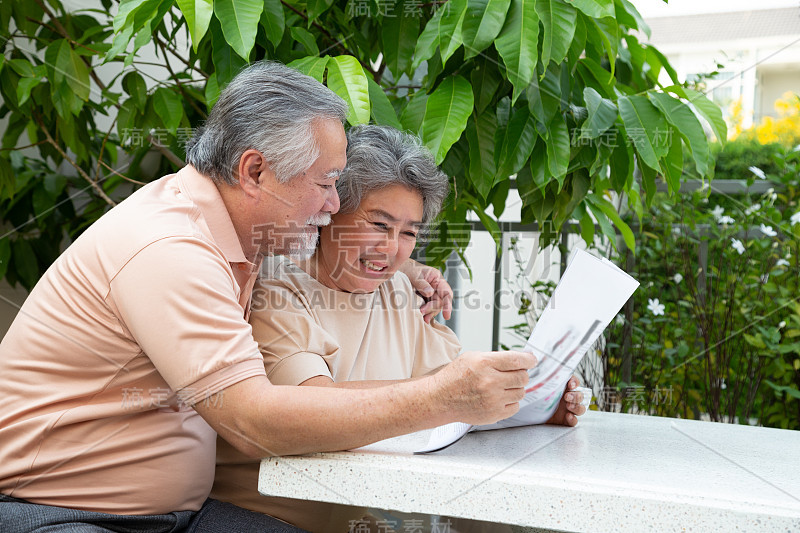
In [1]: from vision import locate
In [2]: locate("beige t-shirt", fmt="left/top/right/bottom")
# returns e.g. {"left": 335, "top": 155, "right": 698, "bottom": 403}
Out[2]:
{"left": 0, "top": 166, "right": 266, "bottom": 515}
{"left": 213, "top": 256, "right": 462, "bottom": 531}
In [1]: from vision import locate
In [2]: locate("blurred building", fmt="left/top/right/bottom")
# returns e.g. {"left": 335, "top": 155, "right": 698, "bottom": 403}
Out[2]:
{"left": 643, "top": 6, "right": 800, "bottom": 130}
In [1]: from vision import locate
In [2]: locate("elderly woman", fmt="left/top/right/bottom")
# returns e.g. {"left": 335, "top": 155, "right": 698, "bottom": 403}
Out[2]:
{"left": 212, "top": 125, "right": 586, "bottom": 532}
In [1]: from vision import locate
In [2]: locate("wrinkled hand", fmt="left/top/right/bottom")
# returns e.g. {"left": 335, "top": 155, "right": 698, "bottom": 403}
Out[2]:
{"left": 546, "top": 376, "right": 588, "bottom": 427}
{"left": 430, "top": 351, "right": 537, "bottom": 426}
{"left": 400, "top": 259, "right": 453, "bottom": 324}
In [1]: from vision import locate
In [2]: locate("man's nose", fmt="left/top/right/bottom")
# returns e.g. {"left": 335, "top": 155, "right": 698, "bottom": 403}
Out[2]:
{"left": 324, "top": 189, "right": 340, "bottom": 214}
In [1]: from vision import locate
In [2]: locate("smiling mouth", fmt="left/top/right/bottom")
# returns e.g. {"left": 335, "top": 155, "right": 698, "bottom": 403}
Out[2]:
{"left": 360, "top": 258, "right": 387, "bottom": 272}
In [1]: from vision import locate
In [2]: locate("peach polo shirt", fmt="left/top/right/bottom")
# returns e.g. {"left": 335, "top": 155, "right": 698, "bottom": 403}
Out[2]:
{"left": 213, "top": 256, "right": 461, "bottom": 532}
{"left": 0, "top": 166, "right": 266, "bottom": 515}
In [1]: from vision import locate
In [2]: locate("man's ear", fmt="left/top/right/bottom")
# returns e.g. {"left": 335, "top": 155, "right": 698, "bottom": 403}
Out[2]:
{"left": 236, "top": 149, "right": 273, "bottom": 199}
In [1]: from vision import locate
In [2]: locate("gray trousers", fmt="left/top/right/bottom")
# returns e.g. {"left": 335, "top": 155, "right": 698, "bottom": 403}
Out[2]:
{"left": 0, "top": 493, "right": 307, "bottom": 533}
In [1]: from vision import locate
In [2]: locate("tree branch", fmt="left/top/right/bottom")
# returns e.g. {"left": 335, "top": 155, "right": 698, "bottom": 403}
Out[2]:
{"left": 34, "top": 115, "right": 117, "bottom": 207}
{"left": 157, "top": 41, "right": 207, "bottom": 119}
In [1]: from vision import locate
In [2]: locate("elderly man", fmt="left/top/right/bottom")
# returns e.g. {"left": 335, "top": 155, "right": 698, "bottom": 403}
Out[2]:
{"left": 0, "top": 61, "right": 535, "bottom": 532}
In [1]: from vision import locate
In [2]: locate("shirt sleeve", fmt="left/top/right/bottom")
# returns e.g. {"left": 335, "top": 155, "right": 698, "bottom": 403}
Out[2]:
{"left": 109, "top": 237, "right": 266, "bottom": 404}
{"left": 396, "top": 274, "right": 463, "bottom": 377}
{"left": 249, "top": 278, "right": 340, "bottom": 386}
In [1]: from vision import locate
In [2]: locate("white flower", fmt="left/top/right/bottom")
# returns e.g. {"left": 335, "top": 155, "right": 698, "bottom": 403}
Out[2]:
{"left": 647, "top": 298, "right": 665, "bottom": 316}
{"left": 749, "top": 166, "right": 766, "bottom": 179}
{"left": 710, "top": 205, "right": 724, "bottom": 220}
{"left": 745, "top": 203, "right": 761, "bottom": 216}
{"left": 776, "top": 259, "right": 790, "bottom": 267}
{"left": 672, "top": 226, "right": 682, "bottom": 235}
{"left": 760, "top": 224, "right": 777, "bottom": 237}
{"left": 770, "top": 193, "right": 778, "bottom": 202}
{"left": 717, "top": 215, "right": 735, "bottom": 225}
{"left": 731, "top": 238, "right": 745, "bottom": 255}
{"left": 791, "top": 212, "right": 800, "bottom": 226}
{"left": 779, "top": 321, "right": 787, "bottom": 329}
{"left": 673, "top": 273, "right": 683, "bottom": 284}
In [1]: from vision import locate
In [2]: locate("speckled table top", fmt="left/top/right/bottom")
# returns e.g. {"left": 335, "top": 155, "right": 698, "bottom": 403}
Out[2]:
{"left": 258, "top": 411, "right": 800, "bottom": 532}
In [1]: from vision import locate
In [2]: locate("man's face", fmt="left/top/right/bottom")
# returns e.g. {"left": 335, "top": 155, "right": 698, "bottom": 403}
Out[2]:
{"left": 252, "top": 119, "right": 347, "bottom": 258}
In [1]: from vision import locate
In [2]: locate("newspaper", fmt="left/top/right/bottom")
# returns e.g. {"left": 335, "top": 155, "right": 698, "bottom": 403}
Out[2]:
{"left": 416, "top": 249, "right": 639, "bottom": 454}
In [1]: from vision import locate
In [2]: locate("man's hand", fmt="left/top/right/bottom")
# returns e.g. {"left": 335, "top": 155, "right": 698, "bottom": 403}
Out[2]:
{"left": 546, "top": 377, "right": 588, "bottom": 427}
{"left": 399, "top": 259, "right": 453, "bottom": 324}
{"left": 428, "top": 351, "right": 537, "bottom": 426}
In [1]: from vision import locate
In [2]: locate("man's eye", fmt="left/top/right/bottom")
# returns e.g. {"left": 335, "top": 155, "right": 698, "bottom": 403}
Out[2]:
{"left": 320, "top": 184, "right": 333, "bottom": 190}
{"left": 372, "top": 222, "right": 389, "bottom": 230}
{"left": 402, "top": 231, "right": 418, "bottom": 239}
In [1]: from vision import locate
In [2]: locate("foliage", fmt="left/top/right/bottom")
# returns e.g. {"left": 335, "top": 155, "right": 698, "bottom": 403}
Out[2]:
{"left": 598, "top": 144, "right": 800, "bottom": 429}
{"left": 0, "top": 0, "right": 721, "bottom": 290}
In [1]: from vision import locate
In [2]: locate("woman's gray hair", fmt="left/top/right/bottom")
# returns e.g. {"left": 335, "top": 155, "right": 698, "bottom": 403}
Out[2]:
{"left": 186, "top": 61, "right": 347, "bottom": 185}
{"left": 338, "top": 125, "right": 449, "bottom": 230}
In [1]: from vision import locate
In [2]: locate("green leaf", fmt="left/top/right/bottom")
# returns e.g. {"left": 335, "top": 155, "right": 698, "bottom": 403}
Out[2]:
{"left": 46, "top": 39, "right": 91, "bottom": 102}
{"left": 153, "top": 87, "right": 184, "bottom": 132}
{"left": 535, "top": 0, "right": 577, "bottom": 67}
{"left": 546, "top": 114, "right": 570, "bottom": 190}
{"left": 473, "top": 202, "right": 502, "bottom": 252}
{"left": 679, "top": 87, "right": 728, "bottom": 144}
{"left": 261, "top": 0, "right": 285, "bottom": 47}
{"left": 495, "top": 0, "right": 539, "bottom": 104}
{"left": 400, "top": 91, "right": 428, "bottom": 133}
{"left": 412, "top": 5, "right": 445, "bottom": 71}
{"left": 648, "top": 91, "right": 710, "bottom": 177}
{"left": 0, "top": 238, "right": 10, "bottom": 280}
{"left": 204, "top": 73, "right": 221, "bottom": 108}
{"left": 122, "top": 71, "right": 148, "bottom": 111}
{"left": 576, "top": 57, "right": 614, "bottom": 98}
{"left": 16, "top": 77, "right": 40, "bottom": 107}
{"left": 326, "top": 55, "right": 370, "bottom": 125}
{"left": 609, "top": 128, "right": 632, "bottom": 190}
{"left": 176, "top": 0, "right": 213, "bottom": 52}
{"left": 289, "top": 26, "right": 319, "bottom": 56}
{"left": 288, "top": 56, "right": 329, "bottom": 83}
{"left": 382, "top": 1, "right": 419, "bottom": 78}
{"left": 587, "top": 16, "right": 618, "bottom": 74}
{"left": 420, "top": 75, "right": 474, "bottom": 165}
{"left": 307, "top": 0, "right": 334, "bottom": 24}
{"left": 570, "top": 0, "right": 614, "bottom": 19}
{"left": 615, "top": 0, "right": 649, "bottom": 38}
{"left": 214, "top": 0, "right": 262, "bottom": 60}
{"left": 526, "top": 64, "right": 561, "bottom": 127}
{"left": 211, "top": 19, "right": 248, "bottom": 88}
{"left": 581, "top": 87, "right": 617, "bottom": 139}
{"left": 617, "top": 94, "right": 669, "bottom": 171}
{"left": 8, "top": 59, "right": 34, "bottom": 78}
{"left": 0, "top": 157, "right": 13, "bottom": 202}
{"left": 587, "top": 193, "right": 635, "bottom": 252}
{"left": 439, "top": 0, "right": 467, "bottom": 64}
{"left": 367, "top": 77, "right": 402, "bottom": 129}
{"left": 495, "top": 106, "right": 536, "bottom": 180}
{"left": 470, "top": 54, "right": 501, "bottom": 114}
{"left": 578, "top": 208, "right": 595, "bottom": 246}
{"left": 12, "top": 239, "right": 39, "bottom": 289}
{"left": 461, "top": 0, "right": 511, "bottom": 59}
{"left": 465, "top": 112, "right": 498, "bottom": 200}
{"left": 113, "top": 0, "right": 148, "bottom": 32}
{"left": 660, "top": 125, "right": 683, "bottom": 192}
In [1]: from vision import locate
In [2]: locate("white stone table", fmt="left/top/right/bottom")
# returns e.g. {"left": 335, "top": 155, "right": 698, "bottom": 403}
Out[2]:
{"left": 259, "top": 411, "right": 800, "bottom": 531}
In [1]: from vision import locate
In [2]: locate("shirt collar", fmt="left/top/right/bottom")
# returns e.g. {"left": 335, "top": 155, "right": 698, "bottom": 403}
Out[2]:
{"left": 176, "top": 165, "right": 251, "bottom": 266}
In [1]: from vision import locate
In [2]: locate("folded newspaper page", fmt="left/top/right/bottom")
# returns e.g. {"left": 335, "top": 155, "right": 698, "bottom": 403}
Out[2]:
{"left": 416, "top": 249, "right": 639, "bottom": 454}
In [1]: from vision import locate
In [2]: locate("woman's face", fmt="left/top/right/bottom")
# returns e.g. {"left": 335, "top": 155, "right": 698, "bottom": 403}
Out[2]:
{"left": 316, "top": 184, "right": 424, "bottom": 293}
